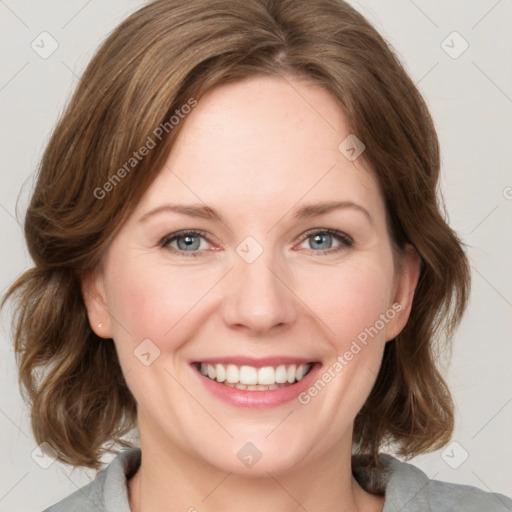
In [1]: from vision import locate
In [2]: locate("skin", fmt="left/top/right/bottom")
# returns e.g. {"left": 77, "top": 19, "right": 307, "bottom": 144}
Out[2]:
{"left": 83, "top": 75, "right": 420, "bottom": 512}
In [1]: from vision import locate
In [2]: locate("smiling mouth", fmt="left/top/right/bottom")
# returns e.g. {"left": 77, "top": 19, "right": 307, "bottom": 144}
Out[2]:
{"left": 194, "top": 362, "right": 314, "bottom": 391}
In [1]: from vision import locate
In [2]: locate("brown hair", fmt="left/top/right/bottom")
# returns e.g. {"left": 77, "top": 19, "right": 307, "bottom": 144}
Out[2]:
{"left": 3, "top": 0, "right": 470, "bottom": 469}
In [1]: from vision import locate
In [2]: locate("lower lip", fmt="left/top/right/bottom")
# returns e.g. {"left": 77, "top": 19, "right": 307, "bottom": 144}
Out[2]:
{"left": 193, "top": 364, "right": 321, "bottom": 408}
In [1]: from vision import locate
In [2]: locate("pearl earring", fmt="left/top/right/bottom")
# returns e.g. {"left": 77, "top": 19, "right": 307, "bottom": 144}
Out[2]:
{"left": 98, "top": 323, "right": 103, "bottom": 328}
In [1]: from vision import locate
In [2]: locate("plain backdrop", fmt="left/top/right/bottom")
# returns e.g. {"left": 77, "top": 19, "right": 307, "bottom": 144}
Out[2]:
{"left": 1, "top": 1, "right": 511, "bottom": 510}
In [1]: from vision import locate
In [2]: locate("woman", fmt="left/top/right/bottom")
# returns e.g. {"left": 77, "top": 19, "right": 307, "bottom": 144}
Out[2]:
{"left": 3, "top": 0, "right": 510, "bottom": 510}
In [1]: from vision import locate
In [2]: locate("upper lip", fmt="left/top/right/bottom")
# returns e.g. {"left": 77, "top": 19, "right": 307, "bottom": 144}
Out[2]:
{"left": 191, "top": 356, "right": 317, "bottom": 368}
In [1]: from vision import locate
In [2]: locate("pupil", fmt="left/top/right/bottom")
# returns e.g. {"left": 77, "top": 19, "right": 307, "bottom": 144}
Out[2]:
{"left": 178, "top": 235, "right": 199, "bottom": 250}
{"left": 312, "top": 233, "right": 331, "bottom": 249}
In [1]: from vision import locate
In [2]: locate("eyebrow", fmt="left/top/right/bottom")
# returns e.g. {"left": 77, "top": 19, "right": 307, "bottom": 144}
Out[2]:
{"left": 139, "top": 200, "right": 372, "bottom": 224}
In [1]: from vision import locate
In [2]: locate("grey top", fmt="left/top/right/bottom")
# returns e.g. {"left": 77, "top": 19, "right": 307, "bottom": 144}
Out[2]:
{"left": 44, "top": 448, "right": 512, "bottom": 511}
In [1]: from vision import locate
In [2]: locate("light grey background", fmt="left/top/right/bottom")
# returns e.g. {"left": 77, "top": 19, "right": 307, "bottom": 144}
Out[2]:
{"left": 1, "top": 1, "right": 511, "bottom": 510}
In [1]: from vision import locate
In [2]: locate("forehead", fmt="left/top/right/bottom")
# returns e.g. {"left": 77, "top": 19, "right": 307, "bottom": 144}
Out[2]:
{"left": 132, "top": 75, "right": 382, "bottom": 222}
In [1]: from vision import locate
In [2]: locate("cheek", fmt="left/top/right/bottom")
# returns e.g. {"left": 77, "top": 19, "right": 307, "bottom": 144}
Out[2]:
{"left": 294, "top": 257, "right": 395, "bottom": 428}
{"left": 301, "top": 255, "right": 395, "bottom": 348}
{"left": 105, "top": 258, "right": 215, "bottom": 343}
{"left": 102, "top": 258, "right": 213, "bottom": 413}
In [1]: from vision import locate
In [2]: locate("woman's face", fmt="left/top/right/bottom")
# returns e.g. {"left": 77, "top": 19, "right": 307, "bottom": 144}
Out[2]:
{"left": 84, "top": 75, "right": 419, "bottom": 475}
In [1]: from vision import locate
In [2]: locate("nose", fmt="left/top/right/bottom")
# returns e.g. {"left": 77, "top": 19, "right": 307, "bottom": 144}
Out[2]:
{"left": 220, "top": 248, "right": 297, "bottom": 337}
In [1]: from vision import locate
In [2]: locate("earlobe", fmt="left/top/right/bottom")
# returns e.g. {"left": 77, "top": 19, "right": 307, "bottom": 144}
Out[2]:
{"left": 385, "top": 244, "right": 422, "bottom": 341}
{"left": 80, "top": 270, "right": 113, "bottom": 339}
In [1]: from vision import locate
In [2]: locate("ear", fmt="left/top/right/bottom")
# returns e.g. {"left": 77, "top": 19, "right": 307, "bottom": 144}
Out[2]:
{"left": 385, "top": 244, "right": 422, "bottom": 341}
{"left": 80, "top": 268, "right": 113, "bottom": 339}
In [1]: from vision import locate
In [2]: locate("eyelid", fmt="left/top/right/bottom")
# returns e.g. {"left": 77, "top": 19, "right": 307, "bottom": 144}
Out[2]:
{"left": 160, "top": 229, "right": 210, "bottom": 246}
{"left": 297, "top": 228, "right": 353, "bottom": 246}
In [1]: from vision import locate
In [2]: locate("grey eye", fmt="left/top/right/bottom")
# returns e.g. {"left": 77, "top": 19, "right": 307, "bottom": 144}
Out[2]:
{"left": 161, "top": 230, "right": 210, "bottom": 254}
{"left": 308, "top": 233, "right": 335, "bottom": 250}
{"left": 175, "top": 234, "right": 202, "bottom": 251}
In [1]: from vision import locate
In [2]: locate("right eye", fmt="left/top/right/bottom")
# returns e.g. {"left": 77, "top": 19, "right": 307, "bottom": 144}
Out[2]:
{"left": 160, "top": 230, "right": 214, "bottom": 257}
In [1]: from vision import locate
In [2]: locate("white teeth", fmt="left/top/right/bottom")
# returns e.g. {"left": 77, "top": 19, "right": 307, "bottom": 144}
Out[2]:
{"left": 287, "top": 364, "right": 296, "bottom": 383}
{"left": 240, "top": 365, "right": 258, "bottom": 385}
{"left": 296, "top": 364, "right": 306, "bottom": 381}
{"left": 215, "top": 364, "right": 226, "bottom": 382}
{"left": 198, "top": 362, "right": 312, "bottom": 388}
{"left": 275, "top": 365, "right": 287, "bottom": 383}
{"left": 257, "top": 366, "right": 275, "bottom": 385}
{"left": 226, "top": 364, "right": 239, "bottom": 384}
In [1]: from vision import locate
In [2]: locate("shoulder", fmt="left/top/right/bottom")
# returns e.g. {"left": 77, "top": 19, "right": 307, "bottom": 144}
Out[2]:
{"left": 380, "top": 455, "right": 512, "bottom": 511}
{"left": 42, "top": 448, "right": 141, "bottom": 512}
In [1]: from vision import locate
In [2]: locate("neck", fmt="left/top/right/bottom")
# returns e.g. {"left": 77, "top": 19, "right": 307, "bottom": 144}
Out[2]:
{"left": 128, "top": 414, "right": 384, "bottom": 512}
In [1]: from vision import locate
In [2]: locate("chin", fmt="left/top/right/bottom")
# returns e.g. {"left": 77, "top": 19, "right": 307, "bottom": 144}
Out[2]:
{"left": 181, "top": 427, "right": 318, "bottom": 477}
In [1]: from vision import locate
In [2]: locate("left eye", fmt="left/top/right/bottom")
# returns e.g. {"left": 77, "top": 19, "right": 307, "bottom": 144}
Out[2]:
{"left": 297, "top": 229, "right": 353, "bottom": 253}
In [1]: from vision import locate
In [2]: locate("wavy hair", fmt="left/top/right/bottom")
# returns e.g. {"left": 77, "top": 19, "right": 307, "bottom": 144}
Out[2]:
{"left": 3, "top": 0, "right": 470, "bottom": 469}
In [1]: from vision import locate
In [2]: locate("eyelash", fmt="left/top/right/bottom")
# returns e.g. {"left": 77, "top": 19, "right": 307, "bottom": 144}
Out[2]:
{"left": 159, "top": 229, "right": 353, "bottom": 258}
